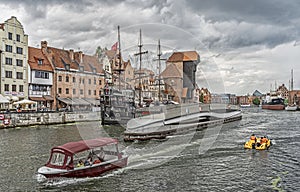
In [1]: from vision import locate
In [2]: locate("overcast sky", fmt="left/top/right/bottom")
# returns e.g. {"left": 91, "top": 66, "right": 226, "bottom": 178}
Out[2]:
{"left": 1, "top": 0, "right": 300, "bottom": 95}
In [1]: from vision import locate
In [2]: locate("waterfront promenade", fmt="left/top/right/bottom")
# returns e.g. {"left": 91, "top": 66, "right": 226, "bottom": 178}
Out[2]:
{"left": 0, "top": 111, "right": 101, "bottom": 128}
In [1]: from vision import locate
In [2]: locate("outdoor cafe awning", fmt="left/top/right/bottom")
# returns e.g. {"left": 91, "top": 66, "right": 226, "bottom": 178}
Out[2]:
{"left": 83, "top": 98, "right": 100, "bottom": 105}
{"left": 29, "top": 97, "right": 46, "bottom": 101}
{"left": 57, "top": 98, "right": 91, "bottom": 106}
{"left": 43, "top": 95, "right": 54, "bottom": 101}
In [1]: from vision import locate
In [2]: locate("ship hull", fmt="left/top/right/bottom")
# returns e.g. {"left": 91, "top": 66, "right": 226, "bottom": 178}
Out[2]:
{"left": 261, "top": 104, "right": 285, "bottom": 110}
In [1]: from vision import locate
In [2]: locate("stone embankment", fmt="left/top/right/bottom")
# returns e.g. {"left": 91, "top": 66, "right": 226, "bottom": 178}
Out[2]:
{"left": 0, "top": 111, "right": 101, "bottom": 129}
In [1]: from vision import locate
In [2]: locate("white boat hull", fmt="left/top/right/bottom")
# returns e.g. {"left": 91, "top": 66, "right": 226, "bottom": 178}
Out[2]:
{"left": 285, "top": 105, "right": 298, "bottom": 111}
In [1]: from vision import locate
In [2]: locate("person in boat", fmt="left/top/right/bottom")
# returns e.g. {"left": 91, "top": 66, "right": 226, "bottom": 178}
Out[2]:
{"left": 93, "top": 159, "right": 101, "bottom": 164}
{"left": 84, "top": 156, "right": 93, "bottom": 166}
{"left": 261, "top": 136, "right": 268, "bottom": 144}
{"left": 76, "top": 159, "right": 84, "bottom": 167}
{"left": 256, "top": 137, "right": 264, "bottom": 147}
{"left": 250, "top": 134, "right": 257, "bottom": 142}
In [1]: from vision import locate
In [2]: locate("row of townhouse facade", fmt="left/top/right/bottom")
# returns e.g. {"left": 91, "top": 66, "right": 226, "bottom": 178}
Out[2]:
{"left": 0, "top": 16, "right": 106, "bottom": 111}
{"left": 1, "top": 16, "right": 203, "bottom": 110}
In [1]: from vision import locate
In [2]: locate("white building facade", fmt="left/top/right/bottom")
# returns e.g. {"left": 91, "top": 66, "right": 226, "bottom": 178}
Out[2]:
{"left": 0, "top": 16, "right": 29, "bottom": 102}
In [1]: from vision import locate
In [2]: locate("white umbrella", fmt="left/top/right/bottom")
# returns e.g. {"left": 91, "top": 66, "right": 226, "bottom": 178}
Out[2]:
{"left": 0, "top": 94, "right": 10, "bottom": 103}
{"left": 13, "top": 99, "right": 37, "bottom": 105}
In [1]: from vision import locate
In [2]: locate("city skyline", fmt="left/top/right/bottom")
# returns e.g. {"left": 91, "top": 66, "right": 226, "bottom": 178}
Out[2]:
{"left": 1, "top": 0, "right": 300, "bottom": 95}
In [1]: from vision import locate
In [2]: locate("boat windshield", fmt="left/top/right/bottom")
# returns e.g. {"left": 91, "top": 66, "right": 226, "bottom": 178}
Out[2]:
{"left": 50, "top": 152, "right": 66, "bottom": 166}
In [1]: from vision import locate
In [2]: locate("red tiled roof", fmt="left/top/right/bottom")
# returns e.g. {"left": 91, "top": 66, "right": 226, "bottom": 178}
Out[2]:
{"left": 160, "top": 63, "right": 181, "bottom": 78}
{"left": 28, "top": 47, "right": 53, "bottom": 72}
{"left": 47, "top": 47, "right": 79, "bottom": 70}
{"left": 167, "top": 51, "right": 199, "bottom": 62}
{"left": 74, "top": 53, "right": 104, "bottom": 74}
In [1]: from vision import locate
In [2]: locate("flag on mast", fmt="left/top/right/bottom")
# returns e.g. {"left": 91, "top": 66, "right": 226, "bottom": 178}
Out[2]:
{"left": 111, "top": 42, "right": 118, "bottom": 51}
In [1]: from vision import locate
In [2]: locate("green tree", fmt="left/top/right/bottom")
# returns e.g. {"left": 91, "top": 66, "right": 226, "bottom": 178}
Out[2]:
{"left": 199, "top": 93, "right": 204, "bottom": 103}
{"left": 252, "top": 97, "right": 260, "bottom": 105}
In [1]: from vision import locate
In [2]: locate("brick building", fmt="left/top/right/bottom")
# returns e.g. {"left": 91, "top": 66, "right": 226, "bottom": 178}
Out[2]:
{"left": 39, "top": 41, "right": 105, "bottom": 111}
{"left": 162, "top": 51, "right": 200, "bottom": 103}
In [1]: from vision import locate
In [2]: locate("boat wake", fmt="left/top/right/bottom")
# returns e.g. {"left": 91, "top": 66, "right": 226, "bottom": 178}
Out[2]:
{"left": 36, "top": 168, "right": 125, "bottom": 188}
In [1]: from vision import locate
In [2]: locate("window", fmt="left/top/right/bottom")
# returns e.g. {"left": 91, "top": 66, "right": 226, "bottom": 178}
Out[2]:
{"left": 5, "top": 57, "right": 12, "bottom": 65}
{"left": 32, "top": 85, "right": 46, "bottom": 91}
{"left": 38, "top": 59, "right": 43, "bottom": 65}
{"left": 16, "top": 72, "right": 23, "bottom": 79}
{"left": 5, "top": 71, "right": 12, "bottom": 78}
{"left": 35, "top": 71, "right": 49, "bottom": 79}
{"left": 73, "top": 89, "right": 76, "bottom": 94}
{"left": 66, "top": 76, "right": 69, "bottom": 82}
{"left": 58, "top": 76, "right": 62, "bottom": 82}
{"left": 16, "top": 47, "right": 23, "bottom": 54}
{"left": 12, "top": 85, "right": 16, "bottom": 92}
{"left": 82, "top": 79, "right": 85, "bottom": 84}
{"left": 50, "top": 153, "right": 66, "bottom": 166}
{"left": 58, "top": 88, "right": 62, "bottom": 94}
{"left": 16, "top": 34, "right": 20, "bottom": 42}
{"left": 94, "top": 78, "right": 96, "bottom": 85}
{"left": 88, "top": 90, "right": 91, "bottom": 95}
{"left": 94, "top": 90, "right": 96, "bottom": 95}
{"left": 73, "top": 77, "right": 76, "bottom": 83}
{"left": 66, "top": 88, "right": 69, "bottom": 94}
{"left": 89, "top": 79, "right": 91, "bottom": 84}
{"left": 16, "top": 59, "right": 23, "bottom": 66}
{"left": 5, "top": 45, "right": 12, "bottom": 52}
{"left": 80, "top": 89, "right": 83, "bottom": 95}
{"left": 65, "top": 64, "right": 70, "bottom": 71}
{"left": 8, "top": 32, "right": 12, "bottom": 40}
{"left": 19, "top": 85, "right": 24, "bottom": 92}
{"left": 4, "top": 84, "right": 9, "bottom": 92}
{"left": 99, "top": 80, "right": 102, "bottom": 85}
{"left": 79, "top": 66, "right": 84, "bottom": 72}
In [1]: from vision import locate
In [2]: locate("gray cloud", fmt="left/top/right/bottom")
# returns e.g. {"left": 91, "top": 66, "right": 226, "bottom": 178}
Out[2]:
{"left": 1, "top": 0, "right": 300, "bottom": 95}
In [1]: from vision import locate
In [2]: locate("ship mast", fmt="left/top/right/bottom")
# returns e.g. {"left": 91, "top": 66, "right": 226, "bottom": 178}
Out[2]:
{"left": 113, "top": 26, "right": 124, "bottom": 91}
{"left": 291, "top": 69, "right": 294, "bottom": 91}
{"left": 156, "top": 39, "right": 166, "bottom": 102}
{"left": 134, "top": 29, "right": 148, "bottom": 107}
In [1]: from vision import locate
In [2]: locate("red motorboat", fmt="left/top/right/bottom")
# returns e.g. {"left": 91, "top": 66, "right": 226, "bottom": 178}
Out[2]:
{"left": 38, "top": 138, "right": 128, "bottom": 178}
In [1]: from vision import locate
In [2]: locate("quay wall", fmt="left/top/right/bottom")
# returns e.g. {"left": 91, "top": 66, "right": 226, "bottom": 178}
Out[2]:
{"left": 0, "top": 112, "right": 101, "bottom": 129}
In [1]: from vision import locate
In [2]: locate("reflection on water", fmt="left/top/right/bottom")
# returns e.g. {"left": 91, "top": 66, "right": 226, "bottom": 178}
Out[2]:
{"left": 0, "top": 109, "right": 299, "bottom": 191}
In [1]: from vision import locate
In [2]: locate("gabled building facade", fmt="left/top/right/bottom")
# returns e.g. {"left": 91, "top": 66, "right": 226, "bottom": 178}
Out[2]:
{"left": 160, "top": 63, "right": 183, "bottom": 102}
{"left": 0, "top": 16, "right": 28, "bottom": 102}
{"left": 276, "top": 84, "right": 289, "bottom": 99}
{"left": 28, "top": 46, "right": 54, "bottom": 110}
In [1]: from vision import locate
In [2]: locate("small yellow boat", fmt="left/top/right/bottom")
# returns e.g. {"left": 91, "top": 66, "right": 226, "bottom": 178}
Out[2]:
{"left": 244, "top": 136, "right": 271, "bottom": 150}
{"left": 255, "top": 139, "right": 271, "bottom": 150}
{"left": 244, "top": 139, "right": 256, "bottom": 149}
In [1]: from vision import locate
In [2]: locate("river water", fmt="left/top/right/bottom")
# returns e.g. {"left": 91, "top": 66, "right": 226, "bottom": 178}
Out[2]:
{"left": 0, "top": 108, "right": 299, "bottom": 191}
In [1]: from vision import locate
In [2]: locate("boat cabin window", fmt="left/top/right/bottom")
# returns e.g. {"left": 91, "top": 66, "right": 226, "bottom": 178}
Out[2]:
{"left": 50, "top": 152, "right": 66, "bottom": 166}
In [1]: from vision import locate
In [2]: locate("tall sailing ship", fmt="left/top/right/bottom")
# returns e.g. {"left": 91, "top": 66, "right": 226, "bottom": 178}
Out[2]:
{"left": 285, "top": 69, "right": 298, "bottom": 111}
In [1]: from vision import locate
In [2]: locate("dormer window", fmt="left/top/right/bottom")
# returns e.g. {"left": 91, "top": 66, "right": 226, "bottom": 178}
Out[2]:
{"left": 38, "top": 59, "right": 43, "bottom": 65}
{"left": 65, "top": 64, "right": 70, "bottom": 71}
{"left": 79, "top": 66, "right": 84, "bottom": 72}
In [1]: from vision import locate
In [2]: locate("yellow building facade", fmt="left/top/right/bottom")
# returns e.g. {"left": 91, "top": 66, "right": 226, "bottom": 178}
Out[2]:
{"left": 0, "top": 16, "right": 29, "bottom": 102}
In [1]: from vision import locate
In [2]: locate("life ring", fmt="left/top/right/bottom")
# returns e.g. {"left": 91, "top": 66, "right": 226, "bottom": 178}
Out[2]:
{"left": 115, "top": 113, "right": 120, "bottom": 118}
